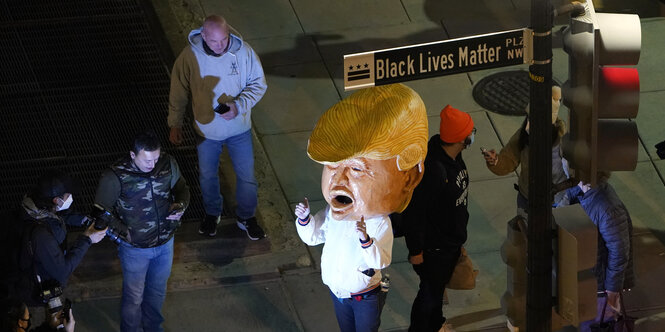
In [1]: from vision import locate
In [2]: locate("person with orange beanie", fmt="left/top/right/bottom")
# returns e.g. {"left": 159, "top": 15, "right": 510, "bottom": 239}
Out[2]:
{"left": 401, "top": 105, "right": 475, "bottom": 332}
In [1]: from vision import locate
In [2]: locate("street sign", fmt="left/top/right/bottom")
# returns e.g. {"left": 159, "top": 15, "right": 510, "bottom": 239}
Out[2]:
{"left": 344, "top": 29, "right": 530, "bottom": 90}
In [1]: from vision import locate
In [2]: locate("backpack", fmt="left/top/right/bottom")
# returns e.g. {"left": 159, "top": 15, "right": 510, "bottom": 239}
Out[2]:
{"left": 391, "top": 160, "right": 448, "bottom": 238}
{"left": 0, "top": 209, "right": 42, "bottom": 306}
{"left": 389, "top": 212, "right": 405, "bottom": 238}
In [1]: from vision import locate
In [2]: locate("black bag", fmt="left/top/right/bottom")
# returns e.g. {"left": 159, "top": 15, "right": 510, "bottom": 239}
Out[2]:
{"left": 590, "top": 292, "right": 636, "bottom": 332}
{"left": 614, "top": 292, "right": 636, "bottom": 332}
{"left": 0, "top": 209, "right": 41, "bottom": 305}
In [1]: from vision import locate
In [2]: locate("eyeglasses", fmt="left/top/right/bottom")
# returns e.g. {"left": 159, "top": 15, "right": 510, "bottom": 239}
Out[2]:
{"left": 18, "top": 315, "right": 31, "bottom": 331}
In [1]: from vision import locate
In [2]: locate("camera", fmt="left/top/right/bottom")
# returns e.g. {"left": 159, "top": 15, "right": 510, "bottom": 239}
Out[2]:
{"left": 36, "top": 277, "right": 66, "bottom": 315}
{"left": 214, "top": 103, "right": 231, "bottom": 115}
{"left": 86, "top": 204, "right": 131, "bottom": 244}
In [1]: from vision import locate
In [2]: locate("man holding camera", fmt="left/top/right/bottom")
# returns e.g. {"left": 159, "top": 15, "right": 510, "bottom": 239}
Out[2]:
{"left": 9, "top": 170, "right": 106, "bottom": 307}
{"left": 95, "top": 130, "right": 190, "bottom": 332}
{"left": 167, "top": 14, "right": 267, "bottom": 240}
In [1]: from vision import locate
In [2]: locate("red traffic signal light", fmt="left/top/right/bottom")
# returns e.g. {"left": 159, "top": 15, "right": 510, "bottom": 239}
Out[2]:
{"left": 562, "top": 1, "right": 641, "bottom": 186}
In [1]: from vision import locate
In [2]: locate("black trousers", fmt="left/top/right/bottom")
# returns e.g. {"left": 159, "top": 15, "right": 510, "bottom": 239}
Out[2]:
{"left": 409, "top": 247, "right": 461, "bottom": 332}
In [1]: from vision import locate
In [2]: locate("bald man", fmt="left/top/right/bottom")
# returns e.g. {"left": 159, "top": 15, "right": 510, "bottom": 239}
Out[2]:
{"left": 168, "top": 15, "right": 267, "bottom": 240}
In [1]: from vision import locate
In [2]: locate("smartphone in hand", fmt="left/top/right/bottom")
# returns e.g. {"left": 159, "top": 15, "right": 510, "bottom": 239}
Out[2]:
{"left": 61, "top": 299, "right": 72, "bottom": 322}
{"left": 214, "top": 103, "right": 231, "bottom": 115}
{"left": 169, "top": 208, "right": 184, "bottom": 217}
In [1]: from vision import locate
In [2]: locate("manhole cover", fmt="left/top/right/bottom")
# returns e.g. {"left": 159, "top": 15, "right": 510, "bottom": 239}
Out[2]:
{"left": 472, "top": 70, "right": 530, "bottom": 116}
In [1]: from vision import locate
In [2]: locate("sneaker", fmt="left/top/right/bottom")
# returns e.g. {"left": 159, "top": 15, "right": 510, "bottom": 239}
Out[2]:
{"left": 236, "top": 217, "right": 265, "bottom": 240}
{"left": 199, "top": 215, "right": 220, "bottom": 237}
{"left": 439, "top": 322, "right": 457, "bottom": 332}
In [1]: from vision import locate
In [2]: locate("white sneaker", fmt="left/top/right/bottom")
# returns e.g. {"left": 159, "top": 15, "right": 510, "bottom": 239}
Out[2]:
{"left": 439, "top": 322, "right": 457, "bottom": 332}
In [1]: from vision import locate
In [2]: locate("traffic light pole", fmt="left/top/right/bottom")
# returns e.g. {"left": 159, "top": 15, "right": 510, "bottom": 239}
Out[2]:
{"left": 527, "top": 0, "right": 553, "bottom": 331}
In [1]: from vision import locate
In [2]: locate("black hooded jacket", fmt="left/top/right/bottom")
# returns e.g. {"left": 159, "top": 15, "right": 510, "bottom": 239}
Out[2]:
{"left": 19, "top": 197, "right": 91, "bottom": 289}
{"left": 402, "top": 134, "right": 470, "bottom": 255}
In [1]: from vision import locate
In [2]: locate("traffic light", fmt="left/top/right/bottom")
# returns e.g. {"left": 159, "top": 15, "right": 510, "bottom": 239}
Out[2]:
{"left": 553, "top": 204, "right": 597, "bottom": 327}
{"left": 561, "top": 0, "right": 641, "bottom": 186}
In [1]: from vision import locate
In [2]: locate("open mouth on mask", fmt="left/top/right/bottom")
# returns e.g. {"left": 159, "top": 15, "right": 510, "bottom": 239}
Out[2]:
{"left": 335, "top": 195, "right": 352, "bottom": 205}
{"left": 330, "top": 190, "right": 354, "bottom": 212}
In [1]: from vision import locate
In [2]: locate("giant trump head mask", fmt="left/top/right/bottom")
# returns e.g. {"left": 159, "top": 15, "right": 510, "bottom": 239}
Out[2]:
{"left": 307, "top": 84, "right": 429, "bottom": 221}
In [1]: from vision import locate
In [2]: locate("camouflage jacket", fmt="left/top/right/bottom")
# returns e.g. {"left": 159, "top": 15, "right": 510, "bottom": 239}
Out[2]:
{"left": 95, "top": 153, "right": 190, "bottom": 248}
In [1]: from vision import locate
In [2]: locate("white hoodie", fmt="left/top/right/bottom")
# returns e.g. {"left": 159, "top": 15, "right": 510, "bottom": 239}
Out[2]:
{"left": 168, "top": 27, "right": 267, "bottom": 140}
{"left": 296, "top": 206, "right": 393, "bottom": 298}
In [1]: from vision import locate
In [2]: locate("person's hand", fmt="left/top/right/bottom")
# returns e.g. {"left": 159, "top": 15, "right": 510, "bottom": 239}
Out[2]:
{"left": 220, "top": 102, "right": 238, "bottom": 121}
{"left": 166, "top": 203, "right": 185, "bottom": 221}
{"left": 295, "top": 198, "right": 310, "bottom": 220}
{"left": 169, "top": 127, "right": 183, "bottom": 145}
{"left": 409, "top": 252, "right": 424, "bottom": 265}
{"left": 64, "top": 308, "right": 75, "bottom": 332}
{"left": 483, "top": 148, "right": 498, "bottom": 166}
{"left": 356, "top": 216, "right": 368, "bottom": 242}
{"left": 606, "top": 290, "right": 621, "bottom": 313}
{"left": 83, "top": 223, "right": 107, "bottom": 244}
{"left": 47, "top": 308, "right": 67, "bottom": 330}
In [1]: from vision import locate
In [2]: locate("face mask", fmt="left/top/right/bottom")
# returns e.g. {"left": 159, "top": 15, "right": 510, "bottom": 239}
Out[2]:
{"left": 56, "top": 194, "right": 73, "bottom": 211}
{"left": 465, "top": 132, "right": 475, "bottom": 148}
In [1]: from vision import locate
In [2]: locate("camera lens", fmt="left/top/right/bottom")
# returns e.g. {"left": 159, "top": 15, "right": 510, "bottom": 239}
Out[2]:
{"left": 106, "top": 229, "right": 121, "bottom": 244}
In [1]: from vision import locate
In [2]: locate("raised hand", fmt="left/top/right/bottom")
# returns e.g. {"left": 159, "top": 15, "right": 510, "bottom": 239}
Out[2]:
{"left": 356, "top": 216, "right": 368, "bottom": 242}
{"left": 295, "top": 197, "right": 310, "bottom": 220}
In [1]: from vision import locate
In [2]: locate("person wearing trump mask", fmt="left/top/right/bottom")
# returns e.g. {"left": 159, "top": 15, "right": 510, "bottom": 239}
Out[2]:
{"left": 294, "top": 83, "right": 428, "bottom": 332}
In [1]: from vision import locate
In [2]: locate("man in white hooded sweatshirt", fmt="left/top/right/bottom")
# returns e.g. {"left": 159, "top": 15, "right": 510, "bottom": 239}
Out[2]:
{"left": 168, "top": 15, "right": 267, "bottom": 240}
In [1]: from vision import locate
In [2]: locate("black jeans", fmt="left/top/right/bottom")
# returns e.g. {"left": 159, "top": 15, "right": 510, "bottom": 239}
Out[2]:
{"left": 409, "top": 247, "right": 462, "bottom": 332}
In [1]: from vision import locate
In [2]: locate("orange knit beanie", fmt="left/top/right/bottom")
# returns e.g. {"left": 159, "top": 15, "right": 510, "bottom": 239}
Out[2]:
{"left": 439, "top": 105, "right": 474, "bottom": 143}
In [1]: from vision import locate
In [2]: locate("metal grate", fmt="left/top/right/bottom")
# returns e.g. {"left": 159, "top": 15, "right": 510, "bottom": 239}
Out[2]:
{"left": 0, "top": 0, "right": 204, "bottom": 220}
{"left": 0, "top": 159, "right": 70, "bottom": 212}
{"left": 472, "top": 70, "right": 531, "bottom": 116}
{"left": 0, "top": 0, "right": 139, "bottom": 22}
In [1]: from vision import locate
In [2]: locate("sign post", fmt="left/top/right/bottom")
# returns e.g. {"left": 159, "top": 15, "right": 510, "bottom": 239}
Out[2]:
{"left": 526, "top": 0, "right": 553, "bottom": 331}
{"left": 344, "top": 29, "right": 531, "bottom": 90}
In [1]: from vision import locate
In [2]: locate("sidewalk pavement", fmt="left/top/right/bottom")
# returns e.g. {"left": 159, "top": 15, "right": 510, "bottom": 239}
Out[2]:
{"left": 69, "top": 0, "right": 665, "bottom": 331}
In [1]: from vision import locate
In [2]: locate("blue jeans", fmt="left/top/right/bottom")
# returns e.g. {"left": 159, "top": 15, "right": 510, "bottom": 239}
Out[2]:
{"left": 118, "top": 238, "right": 174, "bottom": 332}
{"left": 197, "top": 130, "right": 257, "bottom": 219}
{"left": 329, "top": 288, "right": 387, "bottom": 332}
